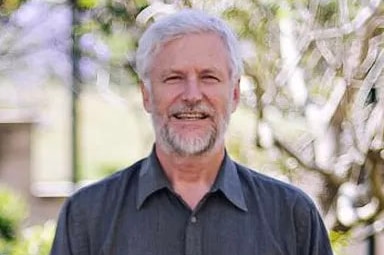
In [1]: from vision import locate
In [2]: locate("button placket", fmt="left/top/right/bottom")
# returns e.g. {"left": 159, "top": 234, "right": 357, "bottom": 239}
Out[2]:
{"left": 185, "top": 214, "right": 202, "bottom": 255}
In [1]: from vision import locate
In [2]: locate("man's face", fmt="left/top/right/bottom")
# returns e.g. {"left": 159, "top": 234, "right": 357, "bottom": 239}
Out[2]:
{"left": 141, "top": 33, "right": 240, "bottom": 156}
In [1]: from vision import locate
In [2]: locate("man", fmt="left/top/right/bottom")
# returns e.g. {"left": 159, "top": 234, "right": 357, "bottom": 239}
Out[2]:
{"left": 50, "top": 9, "right": 334, "bottom": 255}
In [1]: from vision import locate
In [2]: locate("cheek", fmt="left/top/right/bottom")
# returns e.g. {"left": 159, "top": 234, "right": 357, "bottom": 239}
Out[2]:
{"left": 152, "top": 88, "right": 183, "bottom": 110}
{"left": 209, "top": 92, "right": 232, "bottom": 109}
{"left": 150, "top": 95, "right": 171, "bottom": 117}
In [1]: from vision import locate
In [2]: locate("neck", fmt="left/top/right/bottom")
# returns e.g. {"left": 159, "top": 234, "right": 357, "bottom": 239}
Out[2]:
{"left": 155, "top": 144, "right": 225, "bottom": 209}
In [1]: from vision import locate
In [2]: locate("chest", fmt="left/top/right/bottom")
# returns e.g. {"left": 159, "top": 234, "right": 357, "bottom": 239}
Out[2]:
{"left": 96, "top": 192, "right": 296, "bottom": 255}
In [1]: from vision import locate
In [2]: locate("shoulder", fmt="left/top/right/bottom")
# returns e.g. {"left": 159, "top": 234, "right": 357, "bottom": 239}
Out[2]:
{"left": 66, "top": 158, "right": 144, "bottom": 212}
{"left": 234, "top": 162, "right": 317, "bottom": 211}
{"left": 229, "top": 163, "right": 332, "bottom": 253}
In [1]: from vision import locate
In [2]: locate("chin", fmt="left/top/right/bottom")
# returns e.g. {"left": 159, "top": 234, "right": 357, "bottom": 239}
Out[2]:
{"left": 166, "top": 133, "right": 216, "bottom": 156}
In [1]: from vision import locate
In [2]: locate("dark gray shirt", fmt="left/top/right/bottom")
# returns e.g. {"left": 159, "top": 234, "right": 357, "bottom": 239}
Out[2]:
{"left": 50, "top": 150, "right": 334, "bottom": 255}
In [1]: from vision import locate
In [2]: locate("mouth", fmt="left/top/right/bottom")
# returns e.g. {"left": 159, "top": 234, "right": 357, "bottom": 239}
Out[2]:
{"left": 172, "top": 112, "right": 210, "bottom": 120}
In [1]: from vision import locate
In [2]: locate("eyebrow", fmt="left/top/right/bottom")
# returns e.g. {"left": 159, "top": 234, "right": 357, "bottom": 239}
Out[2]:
{"left": 159, "top": 69, "right": 184, "bottom": 79}
{"left": 158, "top": 67, "right": 227, "bottom": 79}
{"left": 200, "top": 68, "right": 226, "bottom": 79}
{"left": 200, "top": 68, "right": 220, "bottom": 74}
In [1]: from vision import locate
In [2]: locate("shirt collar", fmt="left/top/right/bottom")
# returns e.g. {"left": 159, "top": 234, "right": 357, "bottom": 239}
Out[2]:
{"left": 137, "top": 148, "right": 248, "bottom": 212}
{"left": 211, "top": 152, "right": 248, "bottom": 212}
{"left": 136, "top": 149, "right": 171, "bottom": 209}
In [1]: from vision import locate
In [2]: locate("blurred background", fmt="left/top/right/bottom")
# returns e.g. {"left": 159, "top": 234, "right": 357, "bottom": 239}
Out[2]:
{"left": 0, "top": 0, "right": 383, "bottom": 254}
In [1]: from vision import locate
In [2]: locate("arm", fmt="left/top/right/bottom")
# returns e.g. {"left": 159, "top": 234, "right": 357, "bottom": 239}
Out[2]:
{"left": 295, "top": 200, "right": 334, "bottom": 255}
{"left": 50, "top": 199, "right": 89, "bottom": 255}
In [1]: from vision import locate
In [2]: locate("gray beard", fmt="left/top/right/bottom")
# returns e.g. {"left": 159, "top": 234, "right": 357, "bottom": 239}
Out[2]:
{"left": 161, "top": 121, "right": 217, "bottom": 156}
{"left": 152, "top": 112, "right": 230, "bottom": 157}
{"left": 150, "top": 96, "right": 233, "bottom": 156}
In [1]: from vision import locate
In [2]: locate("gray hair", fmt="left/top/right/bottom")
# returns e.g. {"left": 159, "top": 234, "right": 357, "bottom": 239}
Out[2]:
{"left": 135, "top": 9, "right": 243, "bottom": 87}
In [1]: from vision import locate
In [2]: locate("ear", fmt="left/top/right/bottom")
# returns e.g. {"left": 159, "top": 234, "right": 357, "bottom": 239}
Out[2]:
{"left": 140, "top": 82, "right": 152, "bottom": 113}
{"left": 230, "top": 79, "right": 241, "bottom": 113}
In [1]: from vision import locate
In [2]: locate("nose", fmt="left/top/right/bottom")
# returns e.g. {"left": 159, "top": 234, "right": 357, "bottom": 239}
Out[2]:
{"left": 181, "top": 77, "right": 202, "bottom": 103}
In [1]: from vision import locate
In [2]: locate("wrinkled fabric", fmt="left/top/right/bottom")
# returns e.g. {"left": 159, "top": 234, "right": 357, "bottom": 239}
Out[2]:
{"left": 50, "top": 150, "right": 334, "bottom": 255}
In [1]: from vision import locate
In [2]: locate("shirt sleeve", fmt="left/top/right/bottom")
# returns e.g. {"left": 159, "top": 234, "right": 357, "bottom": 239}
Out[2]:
{"left": 295, "top": 199, "right": 334, "bottom": 255}
{"left": 50, "top": 198, "right": 90, "bottom": 255}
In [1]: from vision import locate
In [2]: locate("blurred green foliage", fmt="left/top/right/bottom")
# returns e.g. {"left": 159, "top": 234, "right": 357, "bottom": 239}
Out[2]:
{"left": 77, "top": 0, "right": 98, "bottom": 10}
{"left": 0, "top": 0, "right": 24, "bottom": 15}
{"left": 329, "top": 230, "right": 351, "bottom": 255}
{"left": 9, "top": 222, "right": 55, "bottom": 255}
{"left": 0, "top": 186, "right": 55, "bottom": 255}
{"left": 0, "top": 186, "right": 26, "bottom": 242}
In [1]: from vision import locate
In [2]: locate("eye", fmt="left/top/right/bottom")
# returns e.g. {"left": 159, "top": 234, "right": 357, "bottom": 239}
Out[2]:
{"left": 164, "top": 75, "right": 183, "bottom": 84}
{"left": 201, "top": 75, "right": 220, "bottom": 83}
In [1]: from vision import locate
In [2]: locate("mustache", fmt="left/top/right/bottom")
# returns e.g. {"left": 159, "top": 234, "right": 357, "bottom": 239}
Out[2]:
{"left": 169, "top": 103, "right": 215, "bottom": 116}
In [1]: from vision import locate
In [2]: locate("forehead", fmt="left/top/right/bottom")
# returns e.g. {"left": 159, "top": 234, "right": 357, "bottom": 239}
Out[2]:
{"left": 150, "top": 33, "right": 230, "bottom": 74}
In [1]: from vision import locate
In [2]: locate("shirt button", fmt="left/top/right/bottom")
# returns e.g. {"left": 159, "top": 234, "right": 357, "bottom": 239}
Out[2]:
{"left": 191, "top": 216, "right": 197, "bottom": 223}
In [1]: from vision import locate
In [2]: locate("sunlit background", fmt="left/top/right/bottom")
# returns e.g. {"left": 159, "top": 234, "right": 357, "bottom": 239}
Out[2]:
{"left": 0, "top": 0, "right": 383, "bottom": 254}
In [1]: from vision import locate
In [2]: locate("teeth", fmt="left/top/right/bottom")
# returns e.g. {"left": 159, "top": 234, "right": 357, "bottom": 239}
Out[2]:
{"left": 174, "top": 112, "right": 206, "bottom": 119}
